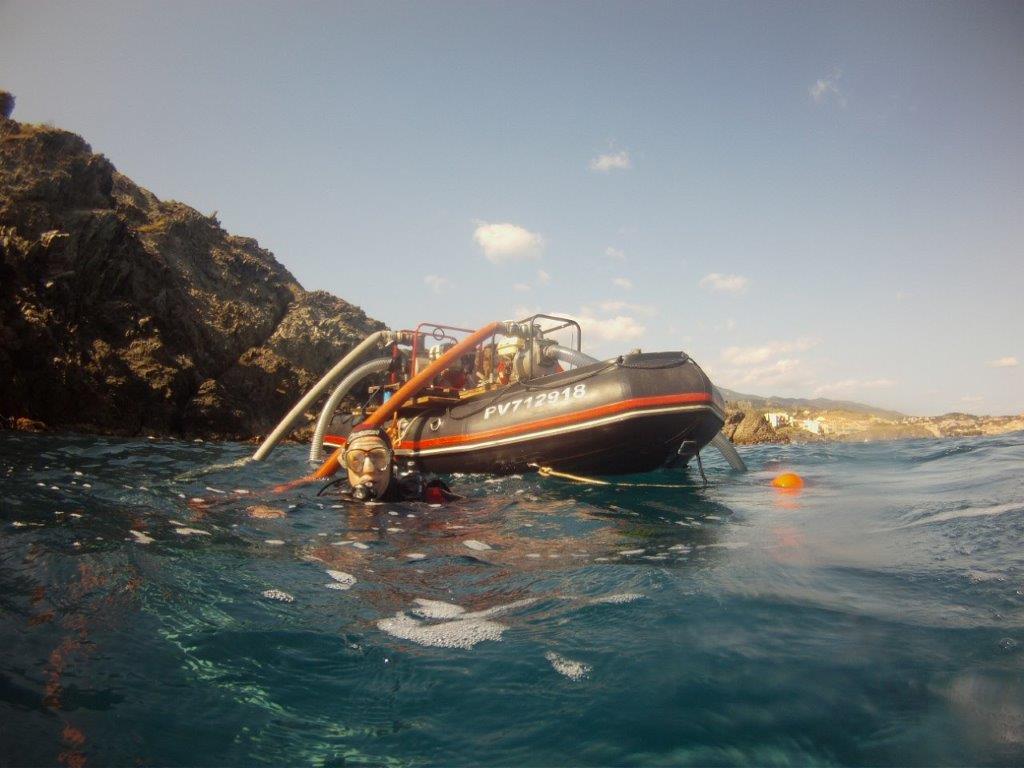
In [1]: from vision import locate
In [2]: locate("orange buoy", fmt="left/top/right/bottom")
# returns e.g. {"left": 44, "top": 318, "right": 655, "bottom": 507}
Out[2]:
{"left": 771, "top": 472, "right": 805, "bottom": 490}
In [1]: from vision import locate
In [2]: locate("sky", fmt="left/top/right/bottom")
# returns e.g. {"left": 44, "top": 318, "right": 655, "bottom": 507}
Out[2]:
{"left": 2, "top": 0, "right": 1021, "bottom": 415}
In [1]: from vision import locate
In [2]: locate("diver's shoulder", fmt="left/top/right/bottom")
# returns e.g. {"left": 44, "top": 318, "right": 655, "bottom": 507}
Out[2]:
{"left": 396, "top": 472, "right": 459, "bottom": 503}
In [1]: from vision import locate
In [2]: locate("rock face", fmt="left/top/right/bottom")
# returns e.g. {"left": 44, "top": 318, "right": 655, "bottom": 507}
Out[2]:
{"left": 722, "top": 410, "right": 789, "bottom": 445}
{"left": 0, "top": 115, "right": 384, "bottom": 439}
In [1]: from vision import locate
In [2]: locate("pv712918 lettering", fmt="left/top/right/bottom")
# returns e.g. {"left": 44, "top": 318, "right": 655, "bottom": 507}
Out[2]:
{"left": 483, "top": 384, "right": 588, "bottom": 420}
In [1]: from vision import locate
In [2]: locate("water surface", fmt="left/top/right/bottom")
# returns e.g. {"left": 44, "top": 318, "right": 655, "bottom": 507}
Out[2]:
{"left": 2, "top": 431, "right": 1023, "bottom": 766}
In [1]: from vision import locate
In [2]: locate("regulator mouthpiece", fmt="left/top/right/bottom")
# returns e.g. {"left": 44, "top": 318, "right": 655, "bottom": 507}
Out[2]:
{"left": 352, "top": 482, "right": 378, "bottom": 502}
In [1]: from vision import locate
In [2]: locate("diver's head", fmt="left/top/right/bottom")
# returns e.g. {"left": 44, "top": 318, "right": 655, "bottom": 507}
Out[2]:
{"left": 343, "top": 428, "right": 393, "bottom": 500}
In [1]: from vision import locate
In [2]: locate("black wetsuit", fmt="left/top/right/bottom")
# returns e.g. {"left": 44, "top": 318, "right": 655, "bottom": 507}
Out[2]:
{"left": 336, "top": 472, "right": 458, "bottom": 504}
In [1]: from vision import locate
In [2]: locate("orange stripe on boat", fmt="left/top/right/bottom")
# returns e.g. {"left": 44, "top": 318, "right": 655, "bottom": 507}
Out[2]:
{"left": 398, "top": 392, "right": 714, "bottom": 450}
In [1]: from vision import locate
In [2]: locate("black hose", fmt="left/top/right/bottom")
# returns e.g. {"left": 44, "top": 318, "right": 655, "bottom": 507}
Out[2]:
{"left": 316, "top": 477, "right": 347, "bottom": 497}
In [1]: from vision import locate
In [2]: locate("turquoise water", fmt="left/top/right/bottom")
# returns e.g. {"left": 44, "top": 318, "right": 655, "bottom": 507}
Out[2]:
{"left": 1, "top": 430, "right": 1023, "bottom": 766}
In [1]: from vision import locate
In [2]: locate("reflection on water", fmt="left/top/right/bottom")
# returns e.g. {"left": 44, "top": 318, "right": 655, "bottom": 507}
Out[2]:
{"left": 2, "top": 430, "right": 1023, "bottom": 766}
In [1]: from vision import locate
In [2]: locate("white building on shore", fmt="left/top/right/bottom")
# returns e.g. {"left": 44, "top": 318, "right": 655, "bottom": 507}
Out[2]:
{"left": 801, "top": 417, "right": 827, "bottom": 435}
{"left": 765, "top": 412, "right": 791, "bottom": 429}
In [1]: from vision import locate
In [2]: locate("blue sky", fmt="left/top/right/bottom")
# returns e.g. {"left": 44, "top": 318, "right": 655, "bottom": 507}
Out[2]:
{"left": 2, "top": 1, "right": 1021, "bottom": 415}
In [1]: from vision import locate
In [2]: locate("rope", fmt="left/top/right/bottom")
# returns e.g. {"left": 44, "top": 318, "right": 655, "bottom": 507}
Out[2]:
{"left": 695, "top": 450, "right": 708, "bottom": 486}
{"left": 530, "top": 464, "right": 703, "bottom": 489}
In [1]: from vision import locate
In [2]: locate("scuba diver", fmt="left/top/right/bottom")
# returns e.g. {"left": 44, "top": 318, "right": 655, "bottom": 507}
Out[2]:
{"left": 321, "top": 427, "right": 459, "bottom": 504}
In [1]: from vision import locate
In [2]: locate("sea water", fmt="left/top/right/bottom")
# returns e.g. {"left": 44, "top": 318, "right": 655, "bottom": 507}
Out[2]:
{"left": 1, "top": 430, "right": 1022, "bottom": 766}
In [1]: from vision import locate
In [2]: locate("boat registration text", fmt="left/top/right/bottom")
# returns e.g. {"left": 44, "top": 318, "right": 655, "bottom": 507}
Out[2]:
{"left": 483, "top": 384, "right": 588, "bottom": 420}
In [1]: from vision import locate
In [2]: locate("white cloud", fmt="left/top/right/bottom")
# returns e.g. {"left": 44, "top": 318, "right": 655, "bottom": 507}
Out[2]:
{"left": 594, "top": 300, "right": 656, "bottom": 317}
{"left": 473, "top": 221, "right": 544, "bottom": 263}
{"left": 512, "top": 304, "right": 541, "bottom": 320}
{"left": 719, "top": 358, "right": 814, "bottom": 391}
{"left": 536, "top": 269, "right": 551, "bottom": 285}
{"left": 552, "top": 306, "right": 647, "bottom": 347}
{"left": 813, "top": 378, "right": 896, "bottom": 397}
{"left": 612, "top": 276, "right": 633, "bottom": 290}
{"left": 961, "top": 395, "right": 985, "bottom": 404}
{"left": 605, "top": 246, "right": 626, "bottom": 261}
{"left": 987, "top": 356, "right": 1019, "bottom": 368}
{"left": 423, "top": 274, "right": 452, "bottom": 293}
{"left": 809, "top": 69, "right": 847, "bottom": 107}
{"left": 576, "top": 313, "right": 645, "bottom": 342}
{"left": 709, "top": 337, "right": 821, "bottom": 393}
{"left": 713, "top": 337, "right": 897, "bottom": 400}
{"left": 699, "top": 272, "right": 749, "bottom": 294}
{"left": 589, "top": 150, "right": 632, "bottom": 173}
{"left": 720, "top": 338, "right": 817, "bottom": 366}
{"left": 512, "top": 283, "right": 531, "bottom": 293}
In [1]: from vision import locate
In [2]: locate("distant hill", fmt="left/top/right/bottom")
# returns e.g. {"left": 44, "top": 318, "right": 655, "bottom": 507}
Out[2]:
{"left": 717, "top": 387, "right": 1024, "bottom": 445}
{"left": 717, "top": 387, "right": 906, "bottom": 421}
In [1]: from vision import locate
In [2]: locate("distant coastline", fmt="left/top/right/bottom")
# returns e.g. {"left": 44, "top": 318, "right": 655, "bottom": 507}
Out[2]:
{"left": 721, "top": 396, "right": 1024, "bottom": 446}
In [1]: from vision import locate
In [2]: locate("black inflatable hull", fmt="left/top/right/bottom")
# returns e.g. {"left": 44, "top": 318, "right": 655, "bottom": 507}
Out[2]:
{"left": 389, "top": 352, "right": 725, "bottom": 476}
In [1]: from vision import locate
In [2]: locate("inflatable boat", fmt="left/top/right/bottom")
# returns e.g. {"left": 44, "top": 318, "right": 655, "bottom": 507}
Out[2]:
{"left": 253, "top": 315, "right": 746, "bottom": 477}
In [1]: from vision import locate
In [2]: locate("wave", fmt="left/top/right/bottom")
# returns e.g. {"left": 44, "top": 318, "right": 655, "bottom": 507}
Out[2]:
{"left": 877, "top": 502, "right": 1023, "bottom": 531}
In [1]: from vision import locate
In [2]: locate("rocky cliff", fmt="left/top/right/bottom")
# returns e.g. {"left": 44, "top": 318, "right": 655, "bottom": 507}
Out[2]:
{"left": 0, "top": 110, "right": 384, "bottom": 439}
{"left": 722, "top": 409, "right": 789, "bottom": 445}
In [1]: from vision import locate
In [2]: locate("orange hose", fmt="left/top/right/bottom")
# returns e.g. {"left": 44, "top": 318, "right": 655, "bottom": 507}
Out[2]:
{"left": 306, "top": 320, "right": 503, "bottom": 481}
{"left": 361, "top": 321, "right": 502, "bottom": 429}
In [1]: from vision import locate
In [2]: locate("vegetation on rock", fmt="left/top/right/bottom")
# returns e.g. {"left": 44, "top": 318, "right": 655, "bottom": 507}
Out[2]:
{"left": 1, "top": 111, "right": 384, "bottom": 439}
